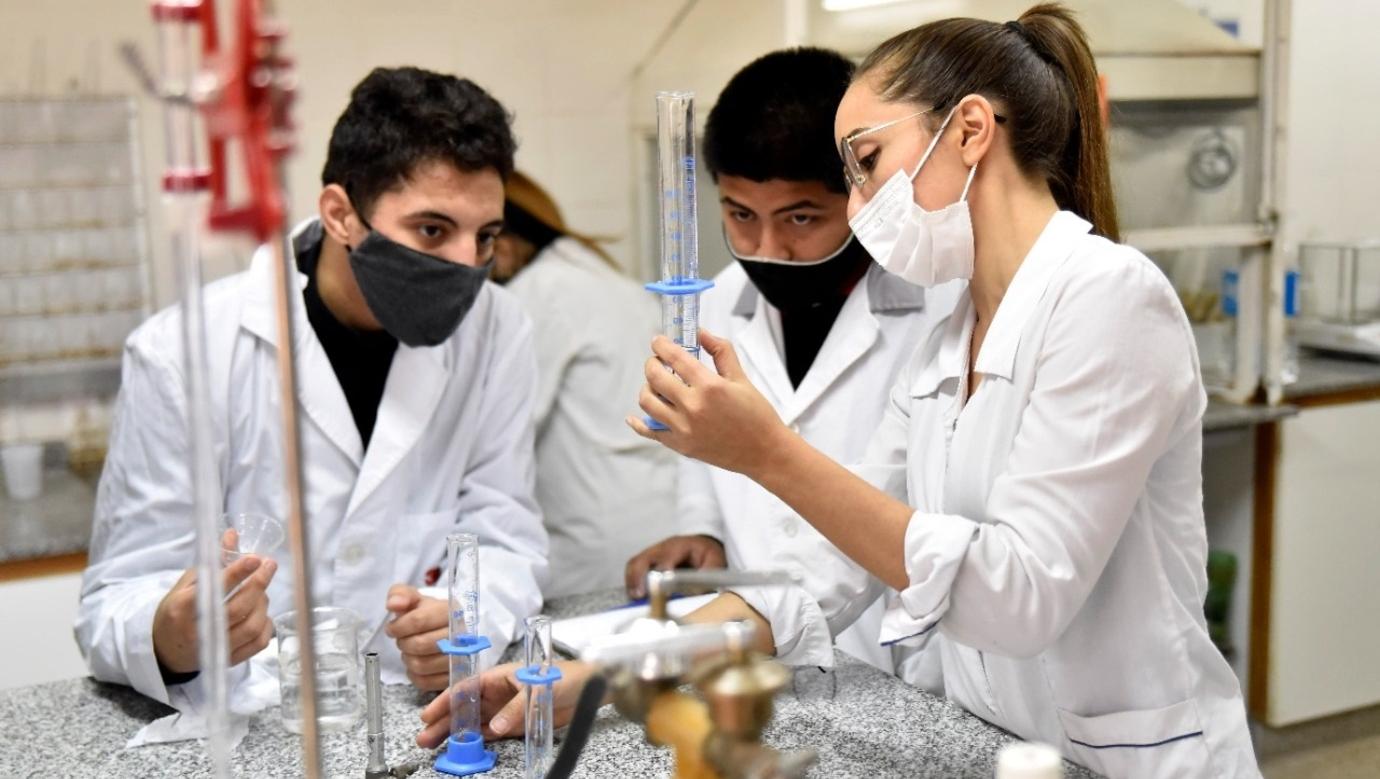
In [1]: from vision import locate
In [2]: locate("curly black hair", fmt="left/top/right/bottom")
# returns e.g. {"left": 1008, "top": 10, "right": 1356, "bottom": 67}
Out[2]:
{"left": 703, "top": 48, "right": 855, "bottom": 195}
{"left": 321, "top": 67, "right": 516, "bottom": 217}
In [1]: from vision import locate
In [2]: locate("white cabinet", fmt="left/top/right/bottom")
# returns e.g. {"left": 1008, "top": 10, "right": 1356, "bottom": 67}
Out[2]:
{"left": 0, "top": 571, "right": 87, "bottom": 689}
{"left": 1264, "top": 399, "right": 1380, "bottom": 725}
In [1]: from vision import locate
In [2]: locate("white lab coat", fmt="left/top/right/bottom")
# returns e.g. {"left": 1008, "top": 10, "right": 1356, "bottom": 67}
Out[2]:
{"left": 679, "top": 259, "right": 958, "bottom": 675}
{"left": 505, "top": 238, "right": 676, "bottom": 597}
{"left": 858, "top": 212, "right": 1259, "bottom": 778}
{"left": 76, "top": 220, "right": 549, "bottom": 711}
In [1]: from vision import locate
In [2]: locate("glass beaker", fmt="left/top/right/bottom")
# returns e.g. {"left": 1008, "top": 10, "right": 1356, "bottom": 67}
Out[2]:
{"left": 273, "top": 606, "right": 364, "bottom": 734}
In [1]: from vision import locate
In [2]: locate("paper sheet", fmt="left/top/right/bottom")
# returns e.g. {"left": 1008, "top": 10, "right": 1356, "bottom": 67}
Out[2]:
{"left": 550, "top": 594, "right": 718, "bottom": 657}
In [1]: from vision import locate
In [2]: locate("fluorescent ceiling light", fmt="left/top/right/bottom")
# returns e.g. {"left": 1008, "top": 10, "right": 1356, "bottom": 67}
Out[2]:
{"left": 822, "top": 0, "right": 911, "bottom": 11}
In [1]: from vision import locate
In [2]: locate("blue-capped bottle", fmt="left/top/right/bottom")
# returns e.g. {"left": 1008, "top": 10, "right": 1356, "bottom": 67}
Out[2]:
{"left": 1283, "top": 267, "right": 1300, "bottom": 385}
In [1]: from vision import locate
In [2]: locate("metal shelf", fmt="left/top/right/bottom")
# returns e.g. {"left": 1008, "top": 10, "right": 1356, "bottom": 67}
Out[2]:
{"left": 1125, "top": 222, "right": 1273, "bottom": 253}
{"left": 0, "top": 356, "right": 122, "bottom": 380}
{"left": 0, "top": 180, "right": 135, "bottom": 192}
{"left": 0, "top": 304, "right": 142, "bottom": 321}
{"left": 0, "top": 137, "right": 128, "bottom": 148}
{"left": 0, "top": 260, "right": 143, "bottom": 280}
{"left": 0, "top": 221, "right": 139, "bottom": 235}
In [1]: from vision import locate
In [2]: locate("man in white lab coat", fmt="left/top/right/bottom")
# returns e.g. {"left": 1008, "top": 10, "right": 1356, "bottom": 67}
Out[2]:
{"left": 76, "top": 67, "right": 548, "bottom": 712}
{"left": 625, "top": 49, "right": 958, "bottom": 676}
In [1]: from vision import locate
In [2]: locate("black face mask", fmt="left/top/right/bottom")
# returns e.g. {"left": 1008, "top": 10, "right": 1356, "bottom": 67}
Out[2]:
{"left": 347, "top": 230, "right": 490, "bottom": 347}
{"left": 728, "top": 231, "right": 873, "bottom": 312}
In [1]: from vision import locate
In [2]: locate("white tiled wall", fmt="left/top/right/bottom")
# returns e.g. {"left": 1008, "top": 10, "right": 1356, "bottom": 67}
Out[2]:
{"left": 0, "top": 1, "right": 752, "bottom": 303}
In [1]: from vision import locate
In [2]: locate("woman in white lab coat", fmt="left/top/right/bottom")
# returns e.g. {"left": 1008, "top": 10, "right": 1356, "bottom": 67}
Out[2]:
{"left": 631, "top": 5, "right": 1260, "bottom": 778}
{"left": 492, "top": 171, "right": 675, "bottom": 598}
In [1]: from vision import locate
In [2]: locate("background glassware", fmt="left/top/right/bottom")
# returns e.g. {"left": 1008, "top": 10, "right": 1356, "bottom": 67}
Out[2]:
{"left": 12, "top": 275, "right": 43, "bottom": 315}
{"left": 10, "top": 190, "right": 39, "bottom": 231}
{"left": 43, "top": 274, "right": 74, "bottom": 315}
{"left": 0, "top": 234, "right": 24, "bottom": 275}
{"left": 38, "top": 189, "right": 69, "bottom": 228}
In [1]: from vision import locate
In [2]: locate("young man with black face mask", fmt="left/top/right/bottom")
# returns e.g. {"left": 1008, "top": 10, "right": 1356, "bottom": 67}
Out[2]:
{"left": 625, "top": 48, "right": 960, "bottom": 677}
{"left": 77, "top": 68, "right": 548, "bottom": 715}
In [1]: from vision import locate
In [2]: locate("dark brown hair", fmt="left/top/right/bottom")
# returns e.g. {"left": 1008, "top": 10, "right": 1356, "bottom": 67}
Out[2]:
{"left": 858, "top": 3, "right": 1119, "bottom": 242}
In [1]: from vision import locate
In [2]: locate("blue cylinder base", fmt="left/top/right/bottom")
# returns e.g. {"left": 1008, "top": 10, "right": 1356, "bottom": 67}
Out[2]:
{"left": 644, "top": 416, "right": 668, "bottom": 431}
{"left": 434, "top": 731, "right": 496, "bottom": 776}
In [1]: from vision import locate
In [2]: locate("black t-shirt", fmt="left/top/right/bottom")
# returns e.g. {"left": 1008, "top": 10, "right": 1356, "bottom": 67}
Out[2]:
{"left": 296, "top": 229, "right": 398, "bottom": 449}
{"left": 780, "top": 296, "right": 850, "bottom": 389}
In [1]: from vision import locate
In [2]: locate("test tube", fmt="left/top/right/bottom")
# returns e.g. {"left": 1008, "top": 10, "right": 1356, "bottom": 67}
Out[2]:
{"left": 644, "top": 91, "right": 713, "bottom": 431}
{"left": 523, "top": 616, "right": 556, "bottom": 779}
{"left": 434, "top": 532, "right": 496, "bottom": 776}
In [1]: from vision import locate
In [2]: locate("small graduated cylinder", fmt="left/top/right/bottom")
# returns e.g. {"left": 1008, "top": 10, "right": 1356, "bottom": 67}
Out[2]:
{"left": 523, "top": 616, "right": 556, "bottom": 779}
{"left": 431, "top": 530, "right": 499, "bottom": 777}
{"left": 448, "top": 533, "right": 481, "bottom": 745}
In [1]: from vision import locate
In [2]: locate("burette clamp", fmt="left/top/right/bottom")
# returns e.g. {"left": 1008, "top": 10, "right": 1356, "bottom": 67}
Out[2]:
{"left": 434, "top": 635, "right": 496, "bottom": 777}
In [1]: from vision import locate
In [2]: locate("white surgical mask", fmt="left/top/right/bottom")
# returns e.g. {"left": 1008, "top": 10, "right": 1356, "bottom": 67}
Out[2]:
{"left": 847, "top": 106, "right": 978, "bottom": 287}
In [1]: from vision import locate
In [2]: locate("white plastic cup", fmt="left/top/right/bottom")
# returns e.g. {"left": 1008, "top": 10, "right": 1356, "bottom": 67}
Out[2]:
{"left": 1, "top": 443, "right": 45, "bottom": 501}
{"left": 996, "top": 742, "right": 1063, "bottom": 779}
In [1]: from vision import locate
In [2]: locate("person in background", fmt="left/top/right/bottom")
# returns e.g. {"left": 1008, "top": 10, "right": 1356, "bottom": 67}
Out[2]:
{"left": 76, "top": 67, "right": 548, "bottom": 711}
{"left": 491, "top": 171, "right": 674, "bottom": 597}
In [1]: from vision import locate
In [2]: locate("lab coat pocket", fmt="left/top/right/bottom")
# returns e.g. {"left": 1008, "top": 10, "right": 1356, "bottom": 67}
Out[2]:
{"left": 1057, "top": 698, "right": 1211, "bottom": 778}
{"left": 393, "top": 506, "right": 461, "bottom": 587}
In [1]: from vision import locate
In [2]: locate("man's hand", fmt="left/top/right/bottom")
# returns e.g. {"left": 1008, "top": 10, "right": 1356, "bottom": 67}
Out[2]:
{"left": 624, "top": 535, "right": 726, "bottom": 599}
{"left": 384, "top": 584, "right": 450, "bottom": 691}
{"left": 151, "top": 531, "right": 279, "bottom": 675}
{"left": 416, "top": 660, "right": 595, "bottom": 748}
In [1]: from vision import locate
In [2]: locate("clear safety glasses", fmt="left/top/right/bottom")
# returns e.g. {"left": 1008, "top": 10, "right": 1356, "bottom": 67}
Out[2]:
{"left": 839, "top": 107, "right": 1006, "bottom": 192}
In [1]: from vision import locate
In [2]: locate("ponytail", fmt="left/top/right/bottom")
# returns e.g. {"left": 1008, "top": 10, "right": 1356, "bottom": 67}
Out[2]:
{"left": 1017, "top": 5, "right": 1119, "bottom": 241}
{"left": 858, "top": 2, "right": 1120, "bottom": 241}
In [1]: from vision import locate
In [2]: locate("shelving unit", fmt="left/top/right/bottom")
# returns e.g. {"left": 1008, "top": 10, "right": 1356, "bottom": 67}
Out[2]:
{"left": 0, "top": 96, "right": 151, "bottom": 379}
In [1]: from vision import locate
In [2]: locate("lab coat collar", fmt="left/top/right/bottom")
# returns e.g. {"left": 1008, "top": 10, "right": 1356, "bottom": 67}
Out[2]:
{"left": 734, "top": 263, "right": 924, "bottom": 425}
{"left": 911, "top": 293, "right": 974, "bottom": 399}
{"left": 972, "top": 210, "right": 1090, "bottom": 381}
{"left": 239, "top": 218, "right": 455, "bottom": 495}
{"left": 240, "top": 219, "right": 366, "bottom": 467}
{"left": 345, "top": 341, "right": 450, "bottom": 517}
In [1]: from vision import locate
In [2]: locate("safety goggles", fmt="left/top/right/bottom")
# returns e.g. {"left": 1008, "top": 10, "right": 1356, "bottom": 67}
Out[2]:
{"left": 839, "top": 108, "right": 1005, "bottom": 191}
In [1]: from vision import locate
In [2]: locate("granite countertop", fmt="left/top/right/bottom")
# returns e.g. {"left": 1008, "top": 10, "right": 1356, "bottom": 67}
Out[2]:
{"left": 0, "top": 467, "right": 94, "bottom": 563}
{"left": 0, "top": 589, "right": 1097, "bottom": 778}
{"left": 1286, "top": 351, "right": 1380, "bottom": 401}
{"left": 1202, "top": 399, "right": 1297, "bottom": 432}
